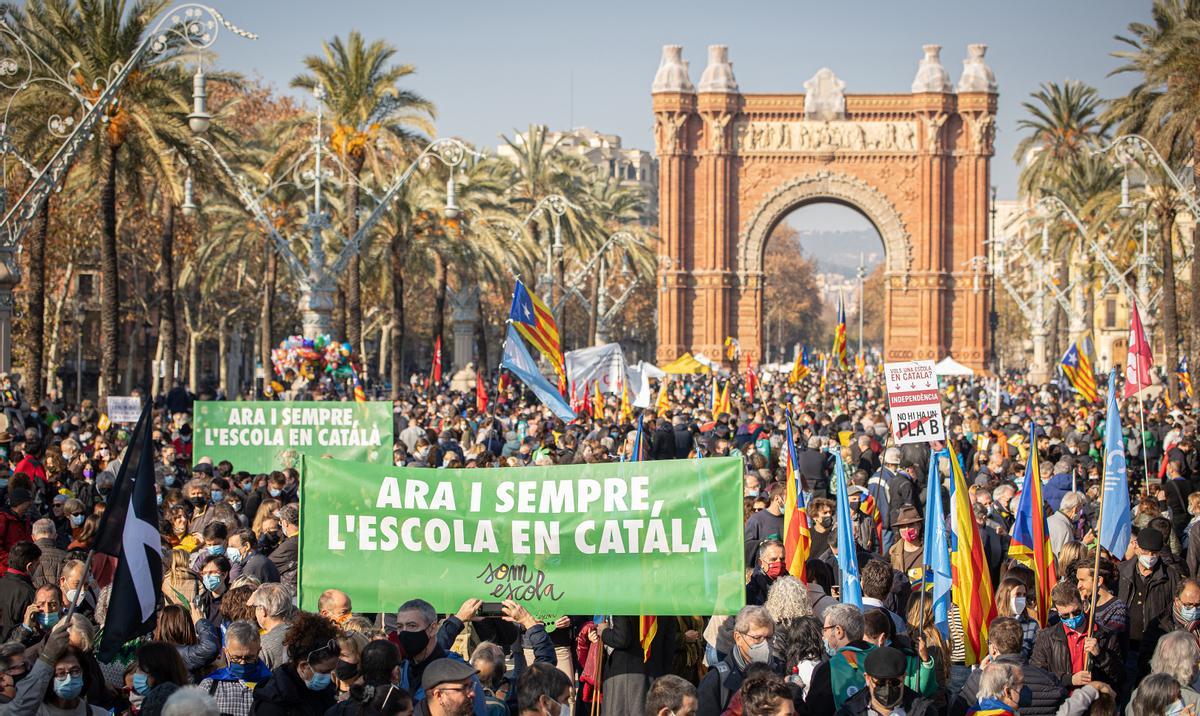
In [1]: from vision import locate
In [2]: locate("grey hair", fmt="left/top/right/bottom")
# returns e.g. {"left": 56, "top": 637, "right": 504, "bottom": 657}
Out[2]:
{"left": 469, "top": 642, "right": 506, "bottom": 688}
{"left": 978, "top": 661, "right": 1022, "bottom": 699}
{"left": 247, "top": 583, "right": 293, "bottom": 618}
{"left": 1060, "top": 492, "right": 1086, "bottom": 515}
{"left": 31, "top": 519, "right": 55, "bottom": 540}
{"left": 225, "top": 620, "right": 261, "bottom": 648}
{"left": 66, "top": 614, "right": 95, "bottom": 652}
{"left": 161, "top": 686, "right": 220, "bottom": 716}
{"left": 1150, "top": 630, "right": 1200, "bottom": 685}
{"left": 823, "top": 603, "right": 864, "bottom": 642}
{"left": 398, "top": 599, "right": 438, "bottom": 628}
{"left": 733, "top": 605, "right": 775, "bottom": 635}
{"left": 279, "top": 504, "right": 300, "bottom": 526}
{"left": 764, "top": 576, "right": 813, "bottom": 623}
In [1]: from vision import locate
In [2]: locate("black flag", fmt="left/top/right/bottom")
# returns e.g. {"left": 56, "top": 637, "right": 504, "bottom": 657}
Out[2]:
{"left": 94, "top": 402, "right": 162, "bottom": 661}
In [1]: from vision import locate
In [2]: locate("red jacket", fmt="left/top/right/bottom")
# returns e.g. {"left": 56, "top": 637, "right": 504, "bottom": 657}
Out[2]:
{"left": 0, "top": 508, "right": 32, "bottom": 571}
{"left": 13, "top": 456, "right": 44, "bottom": 483}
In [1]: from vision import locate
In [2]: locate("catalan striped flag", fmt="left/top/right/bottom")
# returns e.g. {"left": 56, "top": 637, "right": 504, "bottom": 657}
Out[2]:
{"left": 620, "top": 382, "right": 634, "bottom": 424}
{"left": 947, "top": 439, "right": 996, "bottom": 665}
{"left": 656, "top": 378, "right": 671, "bottom": 413}
{"left": 783, "top": 411, "right": 811, "bottom": 581}
{"left": 859, "top": 491, "right": 882, "bottom": 547}
{"left": 724, "top": 336, "right": 740, "bottom": 361}
{"left": 1008, "top": 423, "right": 1057, "bottom": 626}
{"left": 592, "top": 381, "right": 605, "bottom": 420}
{"left": 507, "top": 279, "right": 565, "bottom": 384}
{"left": 788, "top": 345, "right": 810, "bottom": 385}
{"left": 831, "top": 291, "right": 848, "bottom": 368}
{"left": 351, "top": 363, "right": 366, "bottom": 403}
{"left": 1060, "top": 343, "right": 1099, "bottom": 403}
{"left": 1179, "top": 357, "right": 1194, "bottom": 399}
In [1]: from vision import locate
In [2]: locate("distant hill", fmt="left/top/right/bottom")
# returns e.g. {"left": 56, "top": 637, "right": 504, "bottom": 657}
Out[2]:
{"left": 795, "top": 229, "right": 884, "bottom": 277}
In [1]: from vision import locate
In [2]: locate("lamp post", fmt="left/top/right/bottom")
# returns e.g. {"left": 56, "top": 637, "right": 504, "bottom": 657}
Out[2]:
{"left": 193, "top": 96, "right": 478, "bottom": 338}
{"left": 0, "top": 4, "right": 255, "bottom": 372}
{"left": 1096, "top": 134, "right": 1200, "bottom": 216}
{"left": 556, "top": 230, "right": 640, "bottom": 344}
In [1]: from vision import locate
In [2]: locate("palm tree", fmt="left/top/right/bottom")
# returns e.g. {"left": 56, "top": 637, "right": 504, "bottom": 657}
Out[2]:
{"left": 1108, "top": 0, "right": 1200, "bottom": 399}
{"left": 291, "top": 31, "right": 434, "bottom": 355}
{"left": 27, "top": 0, "right": 197, "bottom": 402}
{"left": 1014, "top": 81, "right": 1110, "bottom": 197}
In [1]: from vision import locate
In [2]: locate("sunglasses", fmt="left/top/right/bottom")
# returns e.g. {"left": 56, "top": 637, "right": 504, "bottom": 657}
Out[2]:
{"left": 306, "top": 638, "right": 340, "bottom": 665}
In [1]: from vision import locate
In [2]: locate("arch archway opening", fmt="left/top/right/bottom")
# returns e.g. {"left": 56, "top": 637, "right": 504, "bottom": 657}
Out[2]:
{"left": 762, "top": 201, "right": 886, "bottom": 365}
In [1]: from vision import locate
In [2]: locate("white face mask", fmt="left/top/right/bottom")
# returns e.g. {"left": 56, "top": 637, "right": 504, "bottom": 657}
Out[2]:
{"left": 1138, "top": 554, "right": 1159, "bottom": 569}
{"left": 1011, "top": 595, "right": 1027, "bottom": 615}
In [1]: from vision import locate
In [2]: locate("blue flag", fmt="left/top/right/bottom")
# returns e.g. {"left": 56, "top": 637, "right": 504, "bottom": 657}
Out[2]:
{"left": 631, "top": 414, "right": 644, "bottom": 462}
{"left": 833, "top": 451, "right": 862, "bottom": 607}
{"left": 923, "top": 449, "right": 951, "bottom": 639}
{"left": 1100, "top": 370, "right": 1131, "bottom": 557}
{"left": 500, "top": 324, "right": 575, "bottom": 421}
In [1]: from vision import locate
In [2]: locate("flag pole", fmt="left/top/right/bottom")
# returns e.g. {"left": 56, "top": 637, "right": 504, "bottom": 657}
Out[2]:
{"left": 1083, "top": 456, "right": 1106, "bottom": 673}
{"left": 1137, "top": 394, "right": 1149, "bottom": 487}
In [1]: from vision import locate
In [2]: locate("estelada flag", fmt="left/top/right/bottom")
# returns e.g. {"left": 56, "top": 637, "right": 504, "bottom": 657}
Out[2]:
{"left": 1008, "top": 423, "right": 1057, "bottom": 626}
{"left": 946, "top": 440, "right": 996, "bottom": 664}
{"left": 508, "top": 279, "right": 566, "bottom": 384}
{"left": 831, "top": 291, "right": 848, "bottom": 368}
{"left": 788, "top": 346, "right": 810, "bottom": 385}
{"left": 1125, "top": 301, "right": 1153, "bottom": 398}
{"left": 782, "top": 411, "right": 811, "bottom": 581}
{"left": 1060, "top": 343, "right": 1099, "bottom": 403}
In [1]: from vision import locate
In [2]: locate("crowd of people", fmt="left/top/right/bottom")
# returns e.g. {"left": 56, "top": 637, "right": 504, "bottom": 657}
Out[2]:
{"left": 0, "top": 365, "right": 1189, "bottom": 716}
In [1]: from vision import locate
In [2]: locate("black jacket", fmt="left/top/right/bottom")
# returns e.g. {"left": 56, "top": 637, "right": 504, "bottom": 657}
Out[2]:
{"left": 805, "top": 640, "right": 874, "bottom": 716}
{"left": 651, "top": 424, "right": 675, "bottom": 461}
{"left": 269, "top": 535, "right": 299, "bottom": 592}
{"left": 835, "top": 683, "right": 935, "bottom": 716}
{"left": 238, "top": 551, "right": 281, "bottom": 585}
{"left": 1029, "top": 623, "right": 1123, "bottom": 691}
{"left": 252, "top": 662, "right": 336, "bottom": 716}
{"left": 697, "top": 652, "right": 747, "bottom": 716}
{"left": 949, "top": 654, "right": 1065, "bottom": 716}
{"left": 887, "top": 473, "right": 917, "bottom": 526}
{"left": 601, "top": 615, "right": 677, "bottom": 681}
{"left": 1115, "top": 556, "right": 1179, "bottom": 662}
{"left": 0, "top": 571, "right": 34, "bottom": 638}
{"left": 796, "top": 449, "right": 829, "bottom": 493}
{"left": 673, "top": 425, "right": 694, "bottom": 459}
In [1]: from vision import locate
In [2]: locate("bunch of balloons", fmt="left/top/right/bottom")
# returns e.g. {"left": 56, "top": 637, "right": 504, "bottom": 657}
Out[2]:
{"left": 270, "top": 334, "right": 356, "bottom": 382}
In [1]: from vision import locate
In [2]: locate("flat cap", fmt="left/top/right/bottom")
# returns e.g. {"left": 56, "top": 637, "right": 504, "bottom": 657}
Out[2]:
{"left": 421, "top": 657, "right": 477, "bottom": 692}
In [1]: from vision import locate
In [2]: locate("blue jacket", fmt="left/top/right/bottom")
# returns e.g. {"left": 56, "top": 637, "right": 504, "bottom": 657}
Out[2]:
{"left": 1043, "top": 472, "right": 1075, "bottom": 512}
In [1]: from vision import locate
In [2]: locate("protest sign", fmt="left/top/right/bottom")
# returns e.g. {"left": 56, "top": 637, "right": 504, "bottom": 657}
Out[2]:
{"left": 885, "top": 360, "right": 946, "bottom": 444}
{"left": 298, "top": 455, "right": 745, "bottom": 616}
{"left": 193, "top": 401, "right": 393, "bottom": 473}
{"left": 106, "top": 396, "right": 142, "bottom": 424}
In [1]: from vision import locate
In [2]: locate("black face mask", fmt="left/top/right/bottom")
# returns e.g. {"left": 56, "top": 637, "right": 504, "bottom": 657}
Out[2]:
{"left": 819, "top": 516, "right": 834, "bottom": 530}
{"left": 334, "top": 659, "right": 359, "bottom": 681}
{"left": 874, "top": 678, "right": 903, "bottom": 709}
{"left": 397, "top": 629, "right": 430, "bottom": 659}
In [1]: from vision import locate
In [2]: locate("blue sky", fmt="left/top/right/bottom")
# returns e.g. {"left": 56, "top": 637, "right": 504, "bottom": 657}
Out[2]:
{"left": 210, "top": 0, "right": 1148, "bottom": 234}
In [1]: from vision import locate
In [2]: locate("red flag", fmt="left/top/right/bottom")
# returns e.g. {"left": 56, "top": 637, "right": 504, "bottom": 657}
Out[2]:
{"left": 476, "top": 372, "right": 488, "bottom": 413}
{"left": 745, "top": 355, "right": 758, "bottom": 403}
{"left": 431, "top": 336, "right": 443, "bottom": 387}
{"left": 1125, "top": 302, "right": 1153, "bottom": 398}
{"left": 497, "top": 371, "right": 511, "bottom": 405}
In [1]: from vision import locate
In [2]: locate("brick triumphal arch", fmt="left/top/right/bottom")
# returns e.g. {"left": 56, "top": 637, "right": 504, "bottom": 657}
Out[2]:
{"left": 652, "top": 44, "right": 997, "bottom": 369}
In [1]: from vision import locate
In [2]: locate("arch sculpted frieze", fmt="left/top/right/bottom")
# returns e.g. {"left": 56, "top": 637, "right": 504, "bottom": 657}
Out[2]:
{"left": 739, "top": 171, "right": 914, "bottom": 284}
{"left": 733, "top": 119, "right": 919, "bottom": 154}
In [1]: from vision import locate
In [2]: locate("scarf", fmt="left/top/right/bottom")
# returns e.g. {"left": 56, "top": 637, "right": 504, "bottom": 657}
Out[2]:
{"left": 966, "top": 697, "right": 1018, "bottom": 716}
{"left": 206, "top": 661, "right": 272, "bottom": 683}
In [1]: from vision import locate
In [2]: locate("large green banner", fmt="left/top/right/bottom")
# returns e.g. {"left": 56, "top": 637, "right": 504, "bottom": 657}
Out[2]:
{"left": 193, "top": 401, "right": 393, "bottom": 473}
{"left": 298, "top": 456, "right": 745, "bottom": 616}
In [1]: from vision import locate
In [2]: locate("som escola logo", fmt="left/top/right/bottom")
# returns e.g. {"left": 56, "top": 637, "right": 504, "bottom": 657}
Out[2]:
{"left": 476, "top": 562, "right": 565, "bottom": 602}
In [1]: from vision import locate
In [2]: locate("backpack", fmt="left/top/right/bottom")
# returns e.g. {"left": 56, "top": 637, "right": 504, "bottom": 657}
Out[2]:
{"left": 830, "top": 645, "right": 873, "bottom": 708}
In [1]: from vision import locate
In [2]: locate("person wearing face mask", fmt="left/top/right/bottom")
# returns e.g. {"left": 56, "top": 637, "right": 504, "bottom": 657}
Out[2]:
{"left": 833, "top": 645, "right": 936, "bottom": 716}
{"left": 1029, "top": 582, "right": 1123, "bottom": 693}
{"left": 190, "top": 521, "right": 229, "bottom": 571}
{"left": 1169, "top": 578, "right": 1200, "bottom": 640}
{"left": 805, "top": 604, "right": 870, "bottom": 716}
{"left": 268, "top": 504, "right": 301, "bottom": 593}
{"left": 994, "top": 578, "right": 1039, "bottom": 661}
{"left": 696, "top": 605, "right": 774, "bottom": 716}
{"left": 746, "top": 540, "right": 786, "bottom": 606}
{"left": 227, "top": 529, "right": 279, "bottom": 584}
{"left": 197, "top": 554, "right": 231, "bottom": 625}
{"left": 11, "top": 626, "right": 109, "bottom": 716}
{"left": 513, "top": 661, "right": 571, "bottom": 716}
{"left": 251, "top": 611, "right": 341, "bottom": 716}
{"left": 8, "top": 584, "right": 62, "bottom": 646}
{"left": 1117, "top": 528, "right": 1181, "bottom": 679}
{"left": 198, "top": 620, "right": 271, "bottom": 716}
{"left": 888, "top": 506, "right": 925, "bottom": 585}
{"left": 392, "top": 598, "right": 487, "bottom": 714}
{"left": 807, "top": 498, "right": 835, "bottom": 559}
{"left": 744, "top": 484, "right": 786, "bottom": 569}
{"left": 247, "top": 584, "right": 294, "bottom": 670}
{"left": 317, "top": 588, "right": 354, "bottom": 627}
{"left": 949, "top": 618, "right": 1064, "bottom": 716}
{"left": 129, "top": 641, "right": 191, "bottom": 715}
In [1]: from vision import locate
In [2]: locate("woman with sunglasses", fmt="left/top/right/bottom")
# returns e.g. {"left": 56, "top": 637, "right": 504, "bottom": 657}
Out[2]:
{"left": 251, "top": 611, "right": 341, "bottom": 716}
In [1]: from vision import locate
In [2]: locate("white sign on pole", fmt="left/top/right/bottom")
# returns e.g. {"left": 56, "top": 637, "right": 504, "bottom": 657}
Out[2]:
{"left": 884, "top": 360, "right": 945, "bottom": 445}
{"left": 106, "top": 396, "right": 142, "bottom": 424}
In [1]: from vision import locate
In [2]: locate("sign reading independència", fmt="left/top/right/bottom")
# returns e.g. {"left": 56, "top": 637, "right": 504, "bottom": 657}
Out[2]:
{"left": 193, "top": 401, "right": 393, "bottom": 473}
{"left": 298, "top": 456, "right": 745, "bottom": 616}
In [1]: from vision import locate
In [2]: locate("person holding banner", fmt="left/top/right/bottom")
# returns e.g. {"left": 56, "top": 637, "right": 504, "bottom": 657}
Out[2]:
{"left": 696, "top": 605, "right": 775, "bottom": 716}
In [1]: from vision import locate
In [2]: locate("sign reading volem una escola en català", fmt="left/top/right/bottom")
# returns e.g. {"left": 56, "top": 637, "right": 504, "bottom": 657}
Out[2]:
{"left": 884, "top": 360, "right": 946, "bottom": 445}
{"left": 193, "top": 401, "right": 393, "bottom": 473}
{"left": 297, "top": 455, "right": 745, "bottom": 617}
